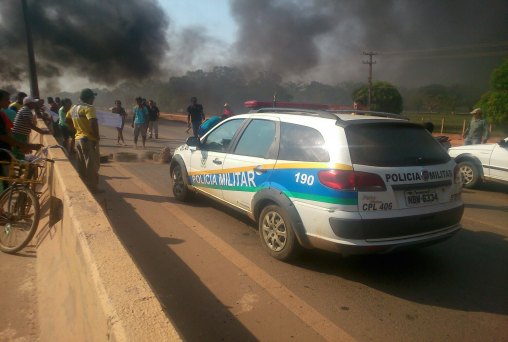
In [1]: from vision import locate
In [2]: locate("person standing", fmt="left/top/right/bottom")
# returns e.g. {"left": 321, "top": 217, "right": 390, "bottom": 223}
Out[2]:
{"left": 0, "top": 89, "right": 17, "bottom": 124}
{"left": 47, "top": 97, "right": 58, "bottom": 113}
{"left": 0, "top": 89, "right": 42, "bottom": 191}
{"left": 8, "top": 92, "right": 27, "bottom": 113}
{"left": 112, "top": 100, "right": 127, "bottom": 145}
{"left": 147, "top": 100, "right": 160, "bottom": 139}
{"left": 11, "top": 97, "right": 50, "bottom": 158}
{"left": 131, "top": 97, "right": 148, "bottom": 149}
{"left": 222, "top": 102, "right": 233, "bottom": 119}
{"left": 66, "top": 88, "right": 102, "bottom": 193}
{"left": 463, "top": 108, "right": 489, "bottom": 145}
{"left": 58, "top": 98, "right": 75, "bottom": 154}
{"left": 187, "top": 97, "right": 205, "bottom": 137}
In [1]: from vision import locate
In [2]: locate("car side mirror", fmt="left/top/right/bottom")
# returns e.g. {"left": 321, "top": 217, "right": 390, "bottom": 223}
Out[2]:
{"left": 498, "top": 139, "right": 507, "bottom": 147}
{"left": 186, "top": 136, "right": 200, "bottom": 150}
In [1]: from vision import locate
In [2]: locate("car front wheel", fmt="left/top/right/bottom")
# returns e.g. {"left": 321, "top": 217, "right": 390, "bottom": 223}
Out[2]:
{"left": 458, "top": 160, "right": 480, "bottom": 188}
{"left": 259, "top": 205, "right": 301, "bottom": 261}
{"left": 170, "top": 164, "right": 194, "bottom": 202}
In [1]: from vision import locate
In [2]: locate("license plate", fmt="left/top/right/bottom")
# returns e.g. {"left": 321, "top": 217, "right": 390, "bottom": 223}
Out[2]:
{"left": 405, "top": 189, "right": 439, "bottom": 206}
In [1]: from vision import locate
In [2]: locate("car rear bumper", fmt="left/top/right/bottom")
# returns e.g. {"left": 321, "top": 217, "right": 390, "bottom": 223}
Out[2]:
{"left": 307, "top": 223, "right": 461, "bottom": 255}
{"left": 329, "top": 205, "right": 464, "bottom": 240}
{"left": 305, "top": 204, "right": 463, "bottom": 255}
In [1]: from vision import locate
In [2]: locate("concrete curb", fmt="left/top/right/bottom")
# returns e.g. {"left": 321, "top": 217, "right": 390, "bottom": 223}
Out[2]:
{"left": 34, "top": 122, "right": 182, "bottom": 341}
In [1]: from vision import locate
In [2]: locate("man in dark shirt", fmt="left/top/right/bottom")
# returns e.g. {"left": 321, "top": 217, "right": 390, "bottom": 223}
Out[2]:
{"left": 187, "top": 97, "right": 205, "bottom": 137}
{"left": 147, "top": 100, "right": 160, "bottom": 139}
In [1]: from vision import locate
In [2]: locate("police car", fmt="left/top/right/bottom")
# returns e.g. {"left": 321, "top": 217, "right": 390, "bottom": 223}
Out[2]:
{"left": 170, "top": 109, "right": 464, "bottom": 261}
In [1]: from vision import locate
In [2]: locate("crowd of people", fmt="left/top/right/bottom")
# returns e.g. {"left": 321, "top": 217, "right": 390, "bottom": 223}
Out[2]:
{"left": 0, "top": 87, "right": 493, "bottom": 195}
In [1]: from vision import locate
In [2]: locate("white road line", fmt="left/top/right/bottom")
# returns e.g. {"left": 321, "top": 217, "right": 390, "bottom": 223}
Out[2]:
{"left": 111, "top": 163, "right": 356, "bottom": 342}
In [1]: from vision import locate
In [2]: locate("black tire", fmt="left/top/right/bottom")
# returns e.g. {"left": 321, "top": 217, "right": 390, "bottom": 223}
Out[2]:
{"left": 258, "top": 204, "right": 302, "bottom": 261}
{"left": 170, "top": 164, "right": 194, "bottom": 202}
{"left": 458, "top": 160, "right": 480, "bottom": 188}
{"left": 0, "top": 187, "right": 40, "bottom": 254}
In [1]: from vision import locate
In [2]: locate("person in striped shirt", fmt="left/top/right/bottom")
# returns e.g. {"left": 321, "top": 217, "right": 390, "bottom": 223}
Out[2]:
{"left": 12, "top": 96, "right": 50, "bottom": 158}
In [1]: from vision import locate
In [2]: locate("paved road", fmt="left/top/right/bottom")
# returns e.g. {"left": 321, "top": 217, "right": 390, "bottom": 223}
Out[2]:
{"left": 95, "top": 117, "right": 508, "bottom": 341}
{"left": 1, "top": 116, "right": 506, "bottom": 341}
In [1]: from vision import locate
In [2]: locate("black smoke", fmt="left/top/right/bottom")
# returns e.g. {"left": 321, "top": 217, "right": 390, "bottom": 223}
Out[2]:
{"left": 230, "top": 0, "right": 338, "bottom": 75}
{"left": 0, "top": 0, "right": 169, "bottom": 86}
{"left": 230, "top": 0, "right": 508, "bottom": 86}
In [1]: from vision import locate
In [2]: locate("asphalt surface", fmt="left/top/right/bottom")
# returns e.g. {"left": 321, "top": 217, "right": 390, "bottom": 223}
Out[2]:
{"left": 95, "top": 117, "right": 508, "bottom": 341}
{"left": 1, "top": 116, "right": 506, "bottom": 341}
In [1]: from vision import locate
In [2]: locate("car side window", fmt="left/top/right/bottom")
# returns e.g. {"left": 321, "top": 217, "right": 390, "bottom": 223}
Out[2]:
{"left": 201, "top": 119, "right": 245, "bottom": 152}
{"left": 234, "top": 119, "right": 276, "bottom": 158}
{"left": 278, "top": 122, "right": 329, "bottom": 162}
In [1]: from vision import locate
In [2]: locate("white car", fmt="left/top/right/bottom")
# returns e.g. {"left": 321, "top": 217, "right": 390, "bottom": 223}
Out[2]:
{"left": 170, "top": 109, "right": 464, "bottom": 261}
{"left": 448, "top": 137, "right": 508, "bottom": 188}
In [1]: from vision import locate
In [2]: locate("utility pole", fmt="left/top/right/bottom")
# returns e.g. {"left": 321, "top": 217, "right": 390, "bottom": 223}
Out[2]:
{"left": 362, "top": 51, "right": 378, "bottom": 110}
{"left": 21, "top": 0, "right": 40, "bottom": 99}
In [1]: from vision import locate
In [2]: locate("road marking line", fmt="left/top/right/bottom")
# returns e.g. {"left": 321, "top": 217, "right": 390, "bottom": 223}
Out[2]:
{"left": 111, "top": 163, "right": 356, "bottom": 342}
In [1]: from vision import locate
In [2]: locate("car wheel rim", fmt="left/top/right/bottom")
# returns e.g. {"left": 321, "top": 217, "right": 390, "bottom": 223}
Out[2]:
{"left": 460, "top": 165, "right": 473, "bottom": 184}
{"left": 172, "top": 167, "right": 185, "bottom": 195}
{"left": 261, "top": 211, "right": 287, "bottom": 252}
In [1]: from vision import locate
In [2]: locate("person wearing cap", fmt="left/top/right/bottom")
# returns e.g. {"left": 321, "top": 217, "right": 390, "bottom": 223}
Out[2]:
{"left": 463, "top": 108, "right": 489, "bottom": 145}
{"left": 11, "top": 96, "right": 50, "bottom": 159}
{"left": 0, "top": 89, "right": 43, "bottom": 190}
{"left": 8, "top": 92, "right": 27, "bottom": 113}
{"left": 66, "top": 88, "right": 102, "bottom": 193}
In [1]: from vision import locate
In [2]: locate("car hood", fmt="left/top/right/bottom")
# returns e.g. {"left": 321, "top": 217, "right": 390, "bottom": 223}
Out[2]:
{"left": 448, "top": 144, "right": 498, "bottom": 158}
{"left": 449, "top": 144, "right": 496, "bottom": 154}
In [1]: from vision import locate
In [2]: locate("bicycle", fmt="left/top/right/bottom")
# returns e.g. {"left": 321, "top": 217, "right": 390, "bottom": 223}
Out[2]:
{"left": 0, "top": 145, "right": 64, "bottom": 254}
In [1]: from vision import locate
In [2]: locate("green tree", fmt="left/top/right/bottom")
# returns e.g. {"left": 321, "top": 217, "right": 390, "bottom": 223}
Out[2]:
{"left": 353, "top": 81, "right": 403, "bottom": 114}
{"left": 476, "top": 58, "right": 508, "bottom": 127}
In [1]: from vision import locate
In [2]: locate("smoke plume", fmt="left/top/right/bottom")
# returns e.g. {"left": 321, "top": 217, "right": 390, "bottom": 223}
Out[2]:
{"left": 230, "top": 0, "right": 508, "bottom": 86}
{"left": 0, "top": 0, "right": 169, "bottom": 87}
{"left": 1, "top": 0, "right": 507, "bottom": 91}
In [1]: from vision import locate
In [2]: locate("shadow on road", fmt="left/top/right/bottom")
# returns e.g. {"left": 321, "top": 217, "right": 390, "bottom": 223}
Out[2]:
{"left": 462, "top": 182, "right": 508, "bottom": 194}
{"left": 296, "top": 227, "right": 508, "bottom": 316}
{"left": 98, "top": 180, "right": 257, "bottom": 342}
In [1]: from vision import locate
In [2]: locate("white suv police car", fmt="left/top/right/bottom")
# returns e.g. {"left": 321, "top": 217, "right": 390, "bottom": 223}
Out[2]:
{"left": 170, "top": 109, "right": 464, "bottom": 261}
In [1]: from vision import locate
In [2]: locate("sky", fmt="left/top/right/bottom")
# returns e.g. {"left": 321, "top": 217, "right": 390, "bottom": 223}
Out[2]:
{"left": 1, "top": 0, "right": 507, "bottom": 93}
{"left": 161, "top": 0, "right": 237, "bottom": 44}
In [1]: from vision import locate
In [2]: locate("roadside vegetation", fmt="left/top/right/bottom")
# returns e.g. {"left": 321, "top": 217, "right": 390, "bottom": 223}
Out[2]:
{"left": 55, "top": 59, "right": 508, "bottom": 135}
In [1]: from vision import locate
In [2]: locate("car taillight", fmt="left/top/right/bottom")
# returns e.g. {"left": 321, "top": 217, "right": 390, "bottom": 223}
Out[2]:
{"left": 453, "top": 164, "right": 462, "bottom": 184}
{"left": 318, "top": 170, "right": 386, "bottom": 191}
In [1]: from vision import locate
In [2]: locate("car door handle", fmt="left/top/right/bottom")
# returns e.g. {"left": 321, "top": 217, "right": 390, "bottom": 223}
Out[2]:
{"left": 213, "top": 158, "right": 222, "bottom": 165}
{"left": 254, "top": 165, "right": 267, "bottom": 174}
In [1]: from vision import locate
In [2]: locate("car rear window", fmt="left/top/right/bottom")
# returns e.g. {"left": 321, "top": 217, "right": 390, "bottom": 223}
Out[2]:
{"left": 346, "top": 123, "right": 451, "bottom": 166}
{"left": 279, "top": 122, "right": 330, "bottom": 162}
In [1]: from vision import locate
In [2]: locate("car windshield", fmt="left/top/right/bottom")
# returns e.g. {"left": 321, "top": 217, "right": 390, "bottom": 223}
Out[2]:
{"left": 346, "top": 123, "right": 450, "bottom": 166}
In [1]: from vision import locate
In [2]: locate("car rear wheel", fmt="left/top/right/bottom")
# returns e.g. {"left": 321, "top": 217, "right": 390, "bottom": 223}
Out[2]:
{"left": 259, "top": 205, "right": 301, "bottom": 261}
{"left": 170, "top": 164, "right": 194, "bottom": 202}
{"left": 458, "top": 161, "right": 480, "bottom": 188}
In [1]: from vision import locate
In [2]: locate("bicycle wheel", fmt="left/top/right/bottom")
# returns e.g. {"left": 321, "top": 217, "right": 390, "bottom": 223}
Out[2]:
{"left": 0, "top": 187, "right": 40, "bottom": 254}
